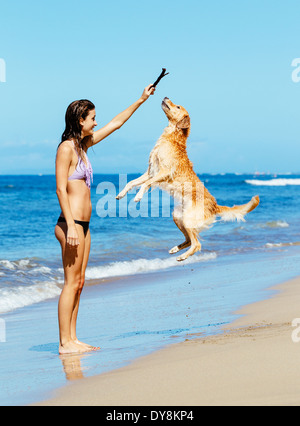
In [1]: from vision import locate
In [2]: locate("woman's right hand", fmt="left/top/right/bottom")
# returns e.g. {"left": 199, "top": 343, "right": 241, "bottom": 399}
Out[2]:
{"left": 140, "top": 84, "right": 156, "bottom": 102}
{"left": 67, "top": 225, "right": 80, "bottom": 247}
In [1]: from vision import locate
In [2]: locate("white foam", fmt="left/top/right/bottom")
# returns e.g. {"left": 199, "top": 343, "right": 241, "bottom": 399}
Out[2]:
{"left": 265, "top": 241, "right": 300, "bottom": 248}
{"left": 0, "top": 259, "right": 37, "bottom": 271}
{"left": 85, "top": 253, "right": 217, "bottom": 280}
{"left": 0, "top": 260, "right": 16, "bottom": 270}
{"left": 264, "top": 220, "right": 289, "bottom": 228}
{"left": 28, "top": 266, "right": 52, "bottom": 275}
{"left": 246, "top": 178, "right": 300, "bottom": 186}
{"left": 0, "top": 259, "right": 54, "bottom": 278}
{"left": 0, "top": 282, "right": 62, "bottom": 314}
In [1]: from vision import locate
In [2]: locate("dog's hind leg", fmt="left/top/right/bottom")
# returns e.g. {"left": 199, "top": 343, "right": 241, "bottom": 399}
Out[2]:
{"left": 170, "top": 240, "right": 191, "bottom": 254}
{"left": 176, "top": 228, "right": 201, "bottom": 262}
{"left": 169, "top": 215, "right": 191, "bottom": 254}
{"left": 116, "top": 172, "right": 149, "bottom": 200}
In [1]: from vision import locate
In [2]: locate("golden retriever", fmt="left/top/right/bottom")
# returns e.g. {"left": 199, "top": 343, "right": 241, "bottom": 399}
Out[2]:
{"left": 116, "top": 97, "right": 260, "bottom": 261}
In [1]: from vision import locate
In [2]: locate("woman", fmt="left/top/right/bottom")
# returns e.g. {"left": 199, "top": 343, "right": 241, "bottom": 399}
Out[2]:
{"left": 55, "top": 84, "right": 155, "bottom": 354}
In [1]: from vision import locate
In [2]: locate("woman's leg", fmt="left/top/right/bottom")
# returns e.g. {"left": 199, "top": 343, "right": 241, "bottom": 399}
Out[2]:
{"left": 55, "top": 222, "right": 89, "bottom": 354}
{"left": 70, "top": 229, "right": 99, "bottom": 350}
{"left": 70, "top": 229, "right": 90, "bottom": 341}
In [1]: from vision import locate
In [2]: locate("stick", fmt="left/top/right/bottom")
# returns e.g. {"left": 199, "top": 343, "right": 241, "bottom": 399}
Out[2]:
{"left": 150, "top": 68, "right": 169, "bottom": 89}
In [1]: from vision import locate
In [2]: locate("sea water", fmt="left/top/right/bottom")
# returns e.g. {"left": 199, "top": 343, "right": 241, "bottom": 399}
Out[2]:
{"left": 0, "top": 173, "right": 299, "bottom": 405}
{"left": 1, "top": 173, "right": 299, "bottom": 313}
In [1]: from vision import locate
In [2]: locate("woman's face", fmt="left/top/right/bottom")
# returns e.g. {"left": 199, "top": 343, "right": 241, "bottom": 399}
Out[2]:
{"left": 80, "top": 109, "right": 97, "bottom": 137}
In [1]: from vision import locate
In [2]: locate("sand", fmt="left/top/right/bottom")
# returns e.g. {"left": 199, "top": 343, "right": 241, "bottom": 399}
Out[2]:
{"left": 35, "top": 276, "right": 300, "bottom": 406}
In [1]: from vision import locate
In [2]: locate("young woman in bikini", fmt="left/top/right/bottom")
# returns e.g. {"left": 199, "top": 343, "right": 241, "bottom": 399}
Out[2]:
{"left": 55, "top": 84, "right": 155, "bottom": 354}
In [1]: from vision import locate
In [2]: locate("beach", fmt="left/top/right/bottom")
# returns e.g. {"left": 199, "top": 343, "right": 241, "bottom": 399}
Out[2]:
{"left": 36, "top": 275, "right": 300, "bottom": 406}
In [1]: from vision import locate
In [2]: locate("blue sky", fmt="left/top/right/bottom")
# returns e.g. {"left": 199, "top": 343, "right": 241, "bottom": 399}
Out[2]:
{"left": 0, "top": 0, "right": 299, "bottom": 174}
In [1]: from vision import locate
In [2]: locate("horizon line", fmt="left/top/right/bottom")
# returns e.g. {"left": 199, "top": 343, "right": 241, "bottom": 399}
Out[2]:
{"left": 0, "top": 171, "right": 299, "bottom": 177}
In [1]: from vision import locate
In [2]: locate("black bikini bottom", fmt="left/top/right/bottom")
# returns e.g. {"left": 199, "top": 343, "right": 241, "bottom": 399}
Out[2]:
{"left": 57, "top": 216, "right": 90, "bottom": 236}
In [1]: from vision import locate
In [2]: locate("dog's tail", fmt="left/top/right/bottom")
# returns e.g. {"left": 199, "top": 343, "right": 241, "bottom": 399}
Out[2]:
{"left": 216, "top": 195, "right": 260, "bottom": 222}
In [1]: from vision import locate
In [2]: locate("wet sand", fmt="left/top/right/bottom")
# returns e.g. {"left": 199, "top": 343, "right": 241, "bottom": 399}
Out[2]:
{"left": 36, "top": 276, "right": 300, "bottom": 406}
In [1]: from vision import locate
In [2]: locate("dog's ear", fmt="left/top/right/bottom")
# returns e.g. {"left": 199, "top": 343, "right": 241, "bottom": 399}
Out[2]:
{"left": 176, "top": 115, "right": 190, "bottom": 130}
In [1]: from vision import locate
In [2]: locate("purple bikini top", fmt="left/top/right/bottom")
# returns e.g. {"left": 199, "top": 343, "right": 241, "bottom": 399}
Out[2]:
{"left": 68, "top": 141, "right": 93, "bottom": 189}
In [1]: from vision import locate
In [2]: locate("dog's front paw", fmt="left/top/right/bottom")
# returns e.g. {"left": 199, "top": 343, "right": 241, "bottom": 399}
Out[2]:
{"left": 134, "top": 194, "right": 142, "bottom": 203}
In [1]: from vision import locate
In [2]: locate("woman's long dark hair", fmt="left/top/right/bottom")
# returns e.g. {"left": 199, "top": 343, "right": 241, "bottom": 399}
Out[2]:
{"left": 58, "top": 99, "right": 95, "bottom": 159}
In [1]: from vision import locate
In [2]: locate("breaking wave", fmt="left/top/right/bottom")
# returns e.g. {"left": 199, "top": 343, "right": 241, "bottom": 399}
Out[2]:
{"left": 246, "top": 178, "right": 300, "bottom": 186}
{"left": 0, "top": 253, "right": 217, "bottom": 314}
{"left": 84, "top": 252, "right": 217, "bottom": 280}
{"left": 0, "top": 282, "right": 61, "bottom": 314}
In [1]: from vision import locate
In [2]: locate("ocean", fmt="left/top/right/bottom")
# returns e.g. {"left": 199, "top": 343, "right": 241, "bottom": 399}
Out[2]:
{"left": 0, "top": 173, "right": 300, "bottom": 405}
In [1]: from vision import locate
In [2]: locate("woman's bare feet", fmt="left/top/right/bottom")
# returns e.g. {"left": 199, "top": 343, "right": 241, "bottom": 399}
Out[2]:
{"left": 73, "top": 339, "right": 100, "bottom": 352}
{"left": 59, "top": 340, "right": 92, "bottom": 355}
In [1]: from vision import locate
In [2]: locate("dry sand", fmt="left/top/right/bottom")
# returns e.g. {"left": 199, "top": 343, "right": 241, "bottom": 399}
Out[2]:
{"left": 36, "top": 276, "right": 300, "bottom": 406}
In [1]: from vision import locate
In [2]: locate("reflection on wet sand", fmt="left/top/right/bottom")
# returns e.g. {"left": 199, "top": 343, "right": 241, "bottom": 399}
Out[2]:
{"left": 59, "top": 353, "right": 91, "bottom": 381}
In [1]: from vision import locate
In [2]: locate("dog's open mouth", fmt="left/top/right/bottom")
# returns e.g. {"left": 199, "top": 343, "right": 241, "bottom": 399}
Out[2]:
{"left": 162, "top": 100, "right": 170, "bottom": 110}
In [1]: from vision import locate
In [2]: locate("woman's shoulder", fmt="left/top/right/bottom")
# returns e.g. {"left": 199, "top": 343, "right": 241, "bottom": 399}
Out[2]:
{"left": 56, "top": 140, "right": 75, "bottom": 160}
{"left": 58, "top": 140, "right": 74, "bottom": 152}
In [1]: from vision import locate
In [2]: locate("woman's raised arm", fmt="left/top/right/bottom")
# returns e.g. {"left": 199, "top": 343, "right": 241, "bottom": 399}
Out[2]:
{"left": 88, "top": 84, "right": 155, "bottom": 147}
